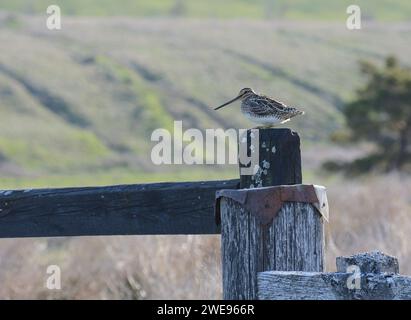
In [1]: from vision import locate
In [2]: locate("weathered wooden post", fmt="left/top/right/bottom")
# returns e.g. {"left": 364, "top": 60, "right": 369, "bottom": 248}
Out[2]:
{"left": 217, "top": 128, "right": 326, "bottom": 299}
{"left": 239, "top": 128, "right": 302, "bottom": 188}
{"left": 258, "top": 251, "right": 411, "bottom": 300}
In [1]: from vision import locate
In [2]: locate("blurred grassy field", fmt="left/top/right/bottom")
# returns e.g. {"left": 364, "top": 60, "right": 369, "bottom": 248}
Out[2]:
{"left": 1, "top": 15, "right": 411, "bottom": 187}
{"left": 1, "top": 0, "right": 411, "bottom": 21}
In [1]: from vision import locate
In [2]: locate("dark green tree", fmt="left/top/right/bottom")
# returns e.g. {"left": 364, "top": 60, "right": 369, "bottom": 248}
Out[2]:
{"left": 331, "top": 56, "right": 411, "bottom": 172}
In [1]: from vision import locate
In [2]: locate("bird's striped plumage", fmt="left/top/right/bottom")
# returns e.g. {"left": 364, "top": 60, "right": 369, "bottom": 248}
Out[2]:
{"left": 214, "top": 88, "right": 304, "bottom": 127}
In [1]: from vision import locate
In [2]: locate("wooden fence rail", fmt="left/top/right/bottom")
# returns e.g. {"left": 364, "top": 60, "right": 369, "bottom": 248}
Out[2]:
{"left": 0, "top": 179, "right": 238, "bottom": 238}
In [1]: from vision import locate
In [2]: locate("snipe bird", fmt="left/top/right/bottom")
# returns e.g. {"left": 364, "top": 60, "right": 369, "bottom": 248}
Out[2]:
{"left": 214, "top": 88, "right": 304, "bottom": 127}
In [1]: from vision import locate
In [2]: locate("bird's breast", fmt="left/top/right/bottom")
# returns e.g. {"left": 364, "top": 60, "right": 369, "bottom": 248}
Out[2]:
{"left": 242, "top": 112, "right": 284, "bottom": 125}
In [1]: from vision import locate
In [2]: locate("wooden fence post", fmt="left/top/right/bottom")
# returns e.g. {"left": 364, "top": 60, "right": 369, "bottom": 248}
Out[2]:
{"left": 239, "top": 128, "right": 302, "bottom": 188}
{"left": 220, "top": 128, "right": 325, "bottom": 300}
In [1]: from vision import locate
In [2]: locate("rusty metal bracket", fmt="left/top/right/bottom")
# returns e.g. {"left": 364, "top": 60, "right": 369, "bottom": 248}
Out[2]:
{"left": 215, "top": 184, "right": 328, "bottom": 226}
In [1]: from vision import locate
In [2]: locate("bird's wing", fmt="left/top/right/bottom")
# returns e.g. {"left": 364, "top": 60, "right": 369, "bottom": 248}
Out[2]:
{"left": 246, "top": 96, "right": 288, "bottom": 117}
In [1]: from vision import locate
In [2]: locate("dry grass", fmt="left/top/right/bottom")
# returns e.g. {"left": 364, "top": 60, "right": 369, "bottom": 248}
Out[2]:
{"left": 0, "top": 235, "right": 222, "bottom": 299}
{"left": 0, "top": 173, "right": 410, "bottom": 299}
{"left": 326, "top": 173, "right": 411, "bottom": 273}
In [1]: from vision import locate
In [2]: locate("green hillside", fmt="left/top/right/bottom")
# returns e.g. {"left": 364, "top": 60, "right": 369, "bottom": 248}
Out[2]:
{"left": 1, "top": 14, "right": 411, "bottom": 187}
{"left": 1, "top": 0, "right": 411, "bottom": 21}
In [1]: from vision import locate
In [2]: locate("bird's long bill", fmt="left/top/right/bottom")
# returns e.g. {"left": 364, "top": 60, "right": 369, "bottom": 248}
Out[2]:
{"left": 214, "top": 94, "right": 243, "bottom": 110}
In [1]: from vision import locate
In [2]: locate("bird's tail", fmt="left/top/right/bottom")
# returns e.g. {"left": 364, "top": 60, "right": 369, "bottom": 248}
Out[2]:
{"left": 287, "top": 107, "right": 305, "bottom": 117}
